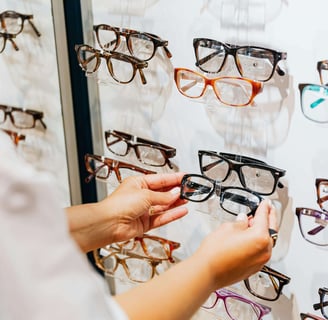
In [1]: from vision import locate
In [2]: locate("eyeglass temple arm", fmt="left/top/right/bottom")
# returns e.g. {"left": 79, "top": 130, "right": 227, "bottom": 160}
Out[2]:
{"left": 84, "top": 163, "right": 107, "bottom": 183}
{"left": 313, "top": 301, "right": 328, "bottom": 310}
{"left": 318, "top": 195, "right": 328, "bottom": 207}
{"left": 27, "top": 19, "right": 41, "bottom": 37}
{"left": 196, "top": 49, "right": 221, "bottom": 68}
{"left": 137, "top": 68, "right": 147, "bottom": 85}
{"left": 307, "top": 225, "right": 325, "bottom": 236}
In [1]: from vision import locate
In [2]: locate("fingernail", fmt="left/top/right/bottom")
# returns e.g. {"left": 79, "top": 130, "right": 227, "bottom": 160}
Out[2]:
{"left": 236, "top": 213, "right": 248, "bottom": 221}
{"left": 170, "top": 187, "right": 180, "bottom": 195}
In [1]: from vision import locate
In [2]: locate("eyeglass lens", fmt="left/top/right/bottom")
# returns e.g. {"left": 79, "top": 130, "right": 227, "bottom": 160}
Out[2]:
{"left": 199, "top": 151, "right": 278, "bottom": 195}
{"left": 299, "top": 84, "right": 328, "bottom": 123}
{"left": 175, "top": 68, "right": 257, "bottom": 106}
{"left": 297, "top": 208, "right": 328, "bottom": 246}
{"left": 195, "top": 39, "right": 280, "bottom": 81}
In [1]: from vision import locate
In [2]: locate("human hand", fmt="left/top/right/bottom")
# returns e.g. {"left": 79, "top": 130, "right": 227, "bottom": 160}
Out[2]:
{"left": 194, "top": 199, "right": 277, "bottom": 290}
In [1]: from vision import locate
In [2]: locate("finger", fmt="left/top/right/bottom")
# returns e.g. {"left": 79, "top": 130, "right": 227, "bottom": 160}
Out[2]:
{"left": 268, "top": 200, "right": 278, "bottom": 231}
{"left": 149, "top": 206, "right": 189, "bottom": 229}
{"left": 149, "top": 198, "right": 188, "bottom": 215}
{"left": 142, "top": 172, "right": 185, "bottom": 191}
{"left": 251, "top": 199, "right": 272, "bottom": 231}
{"left": 234, "top": 213, "right": 249, "bottom": 230}
{"left": 147, "top": 185, "right": 183, "bottom": 208}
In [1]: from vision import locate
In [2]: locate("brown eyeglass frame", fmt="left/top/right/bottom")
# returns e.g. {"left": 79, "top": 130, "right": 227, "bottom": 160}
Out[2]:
{"left": 174, "top": 67, "right": 263, "bottom": 107}
{"left": 0, "top": 32, "right": 19, "bottom": 53}
{"left": 0, "top": 10, "right": 41, "bottom": 37}
{"left": 316, "top": 178, "right": 328, "bottom": 210}
{"left": 300, "top": 313, "right": 325, "bottom": 320}
{"left": 75, "top": 44, "right": 148, "bottom": 85}
{"left": 244, "top": 264, "right": 291, "bottom": 301}
{"left": 317, "top": 60, "right": 328, "bottom": 85}
{"left": 1, "top": 128, "right": 26, "bottom": 145}
{"left": 313, "top": 287, "right": 328, "bottom": 319}
{"left": 93, "top": 24, "right": 172, "bottom": 62}
{"left": 93, "top": 246, "right": 162, "bottom": 283}
{"left": 0, "top": 105, "right": 47, "bottom": 129}
{"left": 112, "top": 234, "right": 181, "bottom": 263}
{"left": 84, "top": 153, "right": 156, "bottom": 184}
{"left": 105, "top": 129, "right": 176, "bottom": 169}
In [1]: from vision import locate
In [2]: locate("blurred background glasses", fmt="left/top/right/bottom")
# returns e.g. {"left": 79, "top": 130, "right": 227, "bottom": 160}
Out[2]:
{"left": 93, "top": 24, "right": 172, "bottom": 62}
{"left": 199, "top": 150, "right": 285, "bottom": 195}
{"left": 295, "top": 207, "right": 328, "bottom": 246}
{"left": 317, "top": 60, "right": 328, "bottom": 86}
{"left": 93, "top": 246, "right": 163, "bottom": 283}
{"left": 0, "top": 32, "right": 18, "bottom": 53}
{"left": 316, "top": 178, "right": 328, "bottom": 211}
{"left": 0, "top": 10, "right": 41, "bottom": 37}
{"left": 105, "top": 129, "right": 176, "bottom": 169}
{"left": 75, "top": 44, "right": 148, "bottom": 85}
{"left": 111, "top": 234, "right": 180, "bottom": 263}
{"left": 174, "top": 67, "right": 263, "bottom": 107}
{"left": 202, "top": 288, "right": 271, "bottom": 320}
{"left": 1, "top": 128, "right": 26, "bottom": 146}
{"left": 244, "top": 265, "right": 291, "bottom": 301}
{"left": 313, "top": 287, "right": 328, "bottom": 319}
{"left": 301, "top": 313, "right": 325, "bottom": 320}
{"left": 193, "top": 38, "right": 287, "bottom": 82}
{"left": 298, "top": 83, "right": 328, "bottom": 123}
{"left": 84, "top": 153, "right": 155, "bottom": 184}
{"left": 180, "top": 173, "right": 262, "bottom": 216}
{"left": 0, "top": 105, "right": 46, "bottom": 129}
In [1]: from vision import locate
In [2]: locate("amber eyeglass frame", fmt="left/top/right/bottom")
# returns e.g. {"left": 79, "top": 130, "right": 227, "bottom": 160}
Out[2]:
{"left": 93, "top": 246, "right": 162, "bottom": 283}
{"left": 0, "top": 10, "right": 41, "bottom": 37}
{"left": 300, "top": 313, "right": 325, "bottom": 320}
{"left": 75, "top": 44, "right": 148, "bottom": 85}
{"left": 0, "top": 105, "right": 47, "bottom": 129}
{"left": 112, "top": 234, "right": 181, "bottom": 263}
{"left": 105, "top": 129, "right": 176, "bottom": 169}
{"left": 1, "top": 128, "right": 26, "bottom": 145}
{"left": 93, "top": 24, "right": 172, "bottom": 61}
{"left": 84, "top": 153, "right": 156, "bottom": 184}
{"left": 174, "top": 67, "right": 263, "bottom": 107}
{"left": 244, "top": 264, "right": 291, "bottom": 301}
{"left": 0, "top": 32, "right": 18, "bottom": 53}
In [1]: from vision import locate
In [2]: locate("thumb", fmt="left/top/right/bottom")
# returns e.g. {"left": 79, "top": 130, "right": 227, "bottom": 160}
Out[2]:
{"left": 234, "top": 212, "right": 249, "bottom": 230}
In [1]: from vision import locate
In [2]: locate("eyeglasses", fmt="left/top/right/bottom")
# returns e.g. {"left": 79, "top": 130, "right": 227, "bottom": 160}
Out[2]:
{"left": 105, "top": 130, "right": 176, "bottom": 169}
{"left": 193, "top": 38, "right": 287, "bottom": 82}
{"left": 313, "top": 287, "right": 328, "bottom": 319}
{"left": 0, "top": 32, "right": 18, "bottom": 53}
{"left": 93, "top": 246, "right": 163, "bottom": 283}
{"left": 295, "top": 207, "right": 328, "bottom": 246}
{"left": 298, "top": 83, "right": 328, "bottom": 123}
{"left": 244, "top": 265, "right": 291, "bottom": 301}
{"left": 316, "top": 178, "right": 328, "bottom": 211}
{"left": 93, "top": 24, "right": 172, "bottom": 62}
{"left": 0, "top": 105, "right": 47, "bottom": 129}
{"left": 84, "top": 153, "right": 156, "bottom": 184}
{"left": 301, "top": 313, "right": 326, "bottom": 320}
{"left": 1, "top": 128, "right": 26, "bottom": 146}
{"left": 202, "top": 288, "right": 271, "bottom": 320}
{"left": 174, "top": 67, "right": 263, "bottom": 107}
{"left": 111, "top": 234, "right": 181, "bottom": 263}
{"left": 0, "top": 10, "right": 41, "bottom": 37}
{"left": 198, "top": 150, "right": 286, "bottom": 195}
{"left": 317, "top": 60, "right": 328, "bottom": 86}
{"left": 180, "top": 173, "right": 262, "bottom": 216}
{"left": 75, "top": 44, "right": 148, "bottom": 85}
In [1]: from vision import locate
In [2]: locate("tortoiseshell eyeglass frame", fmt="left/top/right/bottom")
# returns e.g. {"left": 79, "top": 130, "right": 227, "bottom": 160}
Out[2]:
{"left": 1, "top": 128, "right": 26, "bottom": 146}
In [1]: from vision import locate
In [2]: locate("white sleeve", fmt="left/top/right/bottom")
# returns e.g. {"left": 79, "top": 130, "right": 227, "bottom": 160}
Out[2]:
{"left": 0, "top": 131, "right": 128, "bottom": 320}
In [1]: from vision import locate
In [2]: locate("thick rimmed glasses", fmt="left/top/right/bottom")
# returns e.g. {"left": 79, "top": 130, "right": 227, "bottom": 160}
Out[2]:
{"left": 316, "top": 178, "right": 328, "bottom": 211}
{"left": 298, "top": 83, "right": 328, "bottom": 123}
{"left": 313, "top": 287, "right": 328, "bottom": 319}
{"left": 244, "top": 265, "right": 291, "bottom": 301}
{"left": 193, "top": 38, "right": 287, "bottom": 82}
{"left": 111, "top": 234, "right": 180, "bottom": 263}
{"left": 295, "top": 207, "right": 328, "bottom": 246}
{"left": 0, "top": 10, "right": 41, "bottom": 37}
{"left": 84, "top": 153, "right": 156, "bottom": 184}
{"left": 105, "top": 129, "right": 176, "bottom": 169}
{"left": 93, "top": 246, "right": 163, "bottom": 283}
{"left": 202, "top": 288, "right": 271, "bottom": 320}
{"left": 199, "top": 150, "right": 285, "bottom": 195}
{"left": 75, "top": 44, "right": 148, "bottom": 85}
{"left": 0, "top": 105, "right": 47, "bottom": 129}
{"left": 301, "top": 313, "right": 325, "bottom": 320}
{"left": 174, "top": 67, "right": 263, "bottom": 107}
{"left": 93, "top": 24, "right": 172, "bottom": 62}
{"left": 0, "top": 32, "right": 18, "bottom": 53}
{"left": 180, "top": 173, "right": 262, "bottom": 216}
{"left": 1, "top": 129, "right": 26, "bottom": 146}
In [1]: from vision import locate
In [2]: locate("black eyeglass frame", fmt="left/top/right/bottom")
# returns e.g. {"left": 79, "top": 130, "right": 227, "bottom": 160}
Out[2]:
{"left": 193, "top": 38, "right": 287, "bottom": 82}
{"left": 313, "top": 287, "right": 328, "bottom": 319}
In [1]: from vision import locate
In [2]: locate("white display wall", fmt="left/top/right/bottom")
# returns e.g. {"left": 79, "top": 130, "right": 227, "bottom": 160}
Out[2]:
{"left": 0, "top": 0, "right": 77, "bottom": 206}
